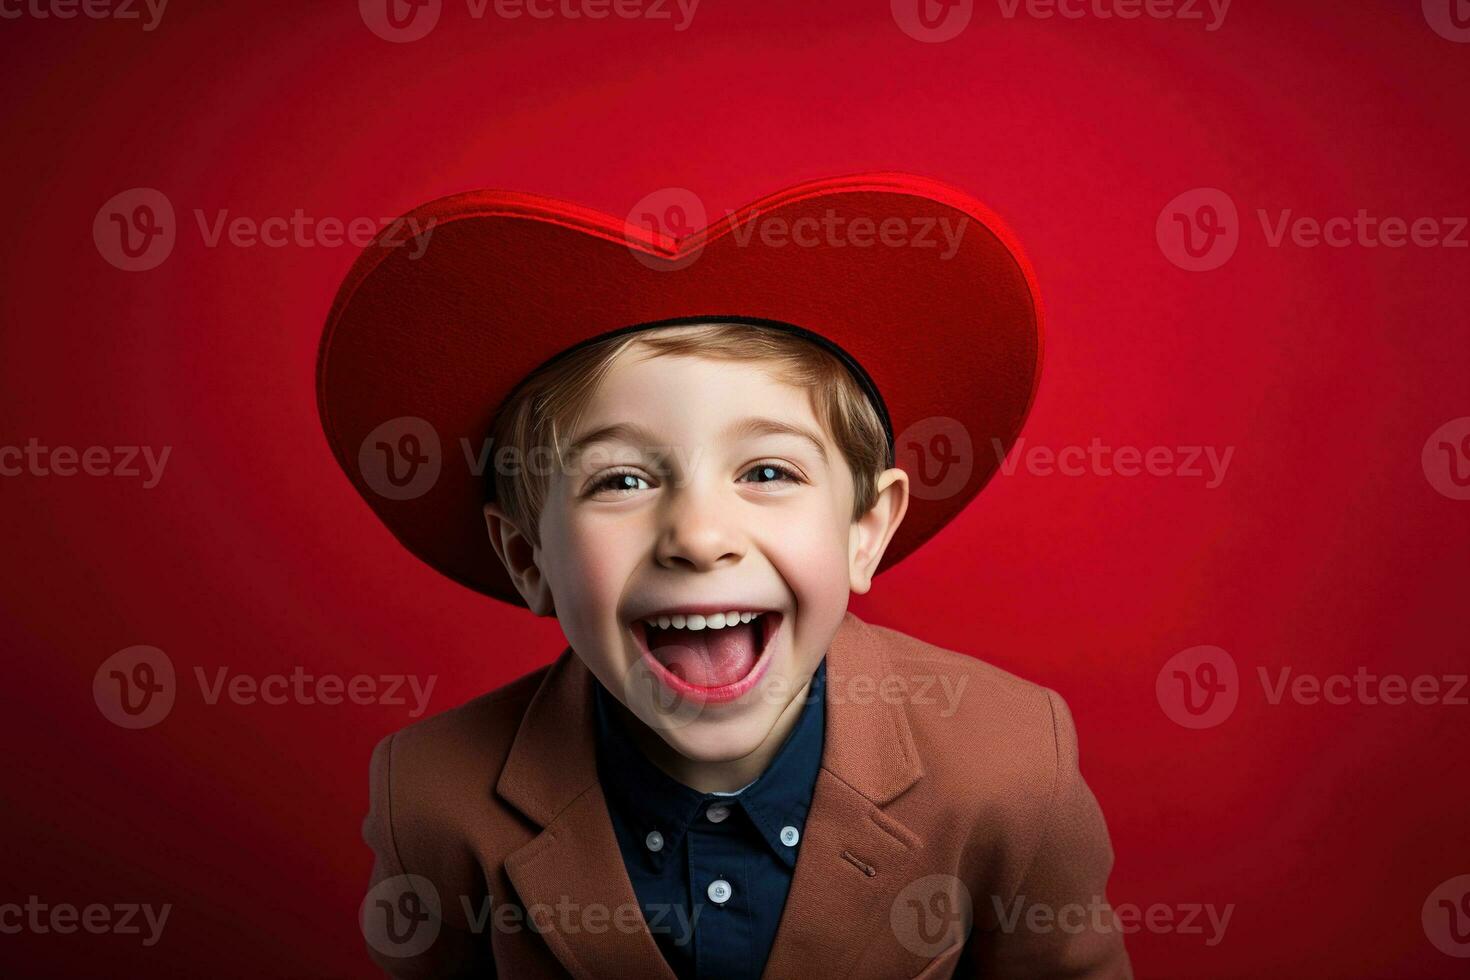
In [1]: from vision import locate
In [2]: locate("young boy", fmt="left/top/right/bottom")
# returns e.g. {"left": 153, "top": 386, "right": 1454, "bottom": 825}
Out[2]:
{"left": 322, "top": 175, "right": 1130, "bottom": 978}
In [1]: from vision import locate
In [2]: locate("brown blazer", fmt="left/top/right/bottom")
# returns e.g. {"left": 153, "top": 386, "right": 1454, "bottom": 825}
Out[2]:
{"left": 362, "top": 612, "right": 1131, "bottom": 979}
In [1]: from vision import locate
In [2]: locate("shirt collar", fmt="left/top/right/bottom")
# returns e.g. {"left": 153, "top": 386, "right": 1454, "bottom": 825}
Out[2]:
{"left": 592, "top": 657, "right": 827, "bottom": 871}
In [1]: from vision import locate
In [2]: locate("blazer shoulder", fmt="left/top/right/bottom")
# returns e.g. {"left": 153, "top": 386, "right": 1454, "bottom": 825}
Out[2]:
{"left": 858, "top": 621, "right": 1082, "bottom": 814}
{"left": 861, "top": 620, "right": 1066, "bottom": 726}
{"left": 367, "top": 662, "right": 550, "bottom": 836}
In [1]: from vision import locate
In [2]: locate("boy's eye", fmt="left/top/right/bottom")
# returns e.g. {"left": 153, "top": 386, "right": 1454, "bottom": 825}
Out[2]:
{"left": 586, "top": 463, "right": 801, "bottom": 495}
{"left": 588, "top": 471, "right": 652, "bottom": 495}
{"left": 739, "top": 463, "right": 800, "bottom": 484}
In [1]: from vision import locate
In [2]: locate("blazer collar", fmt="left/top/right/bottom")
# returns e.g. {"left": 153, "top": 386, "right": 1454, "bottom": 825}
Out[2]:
{"left": 493, "top": 611, "right": 926, "bottom": 980}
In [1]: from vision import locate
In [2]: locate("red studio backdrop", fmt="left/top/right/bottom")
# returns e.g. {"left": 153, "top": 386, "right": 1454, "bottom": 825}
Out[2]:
{"left": 1, "top": 2, "right": 1467, "bottom": 977}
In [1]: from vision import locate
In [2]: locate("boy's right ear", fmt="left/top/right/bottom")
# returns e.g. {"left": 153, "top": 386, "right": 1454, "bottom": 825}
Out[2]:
{"left": 482, "top": 503, "right": 555, "bottom": 616}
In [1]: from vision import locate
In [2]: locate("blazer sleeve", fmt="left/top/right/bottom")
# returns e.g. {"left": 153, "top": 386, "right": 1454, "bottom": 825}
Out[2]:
{"left": 361, "top": 732, "right": 496, "bottom": 979}
{"left": 968, "top": 689, "right": 1133, "bottom": 979}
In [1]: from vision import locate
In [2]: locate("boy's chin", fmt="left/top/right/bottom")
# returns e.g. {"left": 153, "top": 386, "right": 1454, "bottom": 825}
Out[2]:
{"left": 655, "top": 711, "right": 784, "bottom": 763}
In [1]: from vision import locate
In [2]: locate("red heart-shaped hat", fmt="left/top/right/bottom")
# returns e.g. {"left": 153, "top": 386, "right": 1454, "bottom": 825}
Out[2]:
{"left": 317, "top": 173, "right": 1043, "bottom": 605}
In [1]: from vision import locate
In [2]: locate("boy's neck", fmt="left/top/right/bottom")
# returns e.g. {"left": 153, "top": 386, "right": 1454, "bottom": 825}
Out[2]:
{"left": 612, "top": 678, "right": 816, "bottom": 795}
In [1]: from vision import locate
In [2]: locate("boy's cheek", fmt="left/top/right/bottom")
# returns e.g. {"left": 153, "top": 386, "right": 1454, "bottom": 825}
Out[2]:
{"left": 759, "top": 518, "right": 854, "bottom": 622}
{"left": 540, "top": 518, "right": 639, "bottom": 635}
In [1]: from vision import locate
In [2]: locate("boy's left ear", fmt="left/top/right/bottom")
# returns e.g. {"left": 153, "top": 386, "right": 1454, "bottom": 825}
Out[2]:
{"left": 848, "top": 467, "right": 910, "bottom": 595}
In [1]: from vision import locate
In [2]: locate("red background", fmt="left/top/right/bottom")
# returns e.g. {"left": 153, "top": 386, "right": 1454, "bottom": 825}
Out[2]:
{"left": 2, "top": 1, "right": 1468, "bottom": 976}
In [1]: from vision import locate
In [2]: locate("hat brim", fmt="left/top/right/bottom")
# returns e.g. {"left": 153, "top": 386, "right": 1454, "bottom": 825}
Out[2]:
{"left": 317, "top": 173, "right": 1043, "bottom": 606}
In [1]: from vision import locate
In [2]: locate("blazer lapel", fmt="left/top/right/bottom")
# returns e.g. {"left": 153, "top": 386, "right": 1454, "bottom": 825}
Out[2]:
{"left": 496, "top": 650, "right": 679, "bottom": 980}
{"left": 760, "top": 613, "right": 927, "bottom": 980}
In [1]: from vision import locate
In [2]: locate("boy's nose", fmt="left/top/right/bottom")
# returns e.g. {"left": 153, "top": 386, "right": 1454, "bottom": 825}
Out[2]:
{"left": 654, "top": 492, "right": 745, "bottom": 572}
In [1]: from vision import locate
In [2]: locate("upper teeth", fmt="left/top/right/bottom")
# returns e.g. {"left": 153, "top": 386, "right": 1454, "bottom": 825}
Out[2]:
{"left": 645, "top": 611, "right": 760, "bottom": 631}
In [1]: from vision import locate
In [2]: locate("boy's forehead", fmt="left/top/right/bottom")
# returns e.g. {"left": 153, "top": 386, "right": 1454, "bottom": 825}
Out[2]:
{"left": 576, "top": 344, "right": 827, "bottom": 445}
{"left": 590, "top": 345, "right": 811, "bottom": 411}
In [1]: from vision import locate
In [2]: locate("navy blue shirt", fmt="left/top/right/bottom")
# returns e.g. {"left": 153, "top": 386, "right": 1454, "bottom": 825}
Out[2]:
{"left": 591, "top": 657, "right": 827, "bottom": 980}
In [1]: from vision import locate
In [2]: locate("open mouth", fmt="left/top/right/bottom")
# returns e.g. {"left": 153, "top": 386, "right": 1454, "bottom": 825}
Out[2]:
{"left": 631, "top": 610, "right": 781, "bottom": 703}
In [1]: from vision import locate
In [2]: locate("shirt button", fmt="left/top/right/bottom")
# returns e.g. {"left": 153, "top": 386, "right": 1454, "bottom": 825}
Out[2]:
{"left": 645, "top": 830, "right": 664, "bottom": 852}
{"left": 707, "top": 878, "right": 733, "bottom": 905}
{"left": 780, "top": 825, "right": 800, "bottom": 847}
{"left": 705, "top": 804, "right": 731, "bottom": 823}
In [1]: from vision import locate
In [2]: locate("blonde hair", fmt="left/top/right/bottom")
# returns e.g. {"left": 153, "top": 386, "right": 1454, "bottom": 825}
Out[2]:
{"left": 488, "top": 321, "right": 889, "bottom": 544}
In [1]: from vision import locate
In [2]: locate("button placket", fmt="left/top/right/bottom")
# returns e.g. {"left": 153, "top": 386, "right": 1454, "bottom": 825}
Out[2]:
{"left": 687, "top": 811, "right": 756, "bottom": 978}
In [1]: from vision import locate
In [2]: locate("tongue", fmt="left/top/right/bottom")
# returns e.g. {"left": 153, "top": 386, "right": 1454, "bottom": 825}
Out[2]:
{"left": 648, "top": 621, "right": 758, "bottom": 688}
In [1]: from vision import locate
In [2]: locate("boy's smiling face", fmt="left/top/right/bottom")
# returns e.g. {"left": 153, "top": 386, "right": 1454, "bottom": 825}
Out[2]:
{"left": 485, "top": 330, "right": 909, "bottom": 787}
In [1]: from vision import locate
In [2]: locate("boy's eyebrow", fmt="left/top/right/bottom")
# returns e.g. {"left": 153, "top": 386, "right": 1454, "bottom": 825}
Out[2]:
{"left": 565, "top": 422, "right": 662, "bottom": 457}
{"left": 565, "top": 417, "right": 829, "bottom": 461}
{"left": 723, "top": 416, "right": 828, "bottom": 462}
